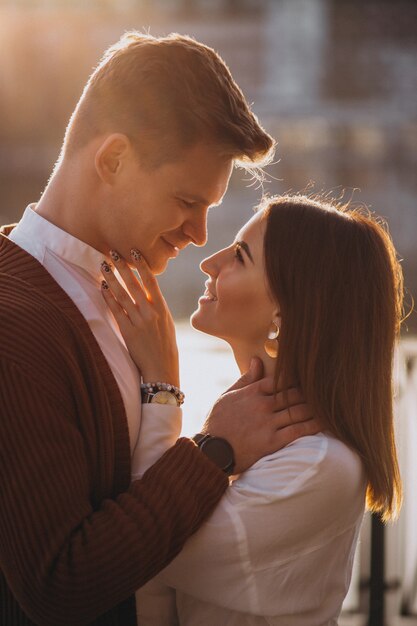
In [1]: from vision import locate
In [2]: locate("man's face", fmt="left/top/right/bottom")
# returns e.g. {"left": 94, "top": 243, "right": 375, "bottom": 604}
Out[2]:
{"left": 101, "top": 142, "right": 234, "bottom": 274}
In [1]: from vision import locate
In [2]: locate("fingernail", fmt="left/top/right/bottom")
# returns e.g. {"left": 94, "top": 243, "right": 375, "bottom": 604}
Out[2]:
{"left": 101, "top": 260, "right": 112, "bottom": 273}
{"left": 101, "top": 279, "right": 109, "bottom": 290}
{"left": 130, "top": 249, "right": 142, "bottom": 262}
{"left": 110, "top": 250, "right": 121, "bottom": 262}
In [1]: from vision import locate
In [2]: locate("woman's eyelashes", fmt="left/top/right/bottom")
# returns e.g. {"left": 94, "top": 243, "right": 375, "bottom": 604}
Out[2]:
{"left": 234, "top": 242, "right": 245, "bottom": 264}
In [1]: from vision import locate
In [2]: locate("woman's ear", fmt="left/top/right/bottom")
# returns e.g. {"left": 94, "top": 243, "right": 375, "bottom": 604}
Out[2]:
{"left": 273, "top": 310, "right": 281, "bottom": 328}
{"left": 94, "top": 133, "right": 130, "bottom": 185}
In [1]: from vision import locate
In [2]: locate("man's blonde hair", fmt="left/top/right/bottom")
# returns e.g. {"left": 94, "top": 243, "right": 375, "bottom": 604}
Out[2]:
{"left": 64, "top": 32, "right": 275, "bottom": 169}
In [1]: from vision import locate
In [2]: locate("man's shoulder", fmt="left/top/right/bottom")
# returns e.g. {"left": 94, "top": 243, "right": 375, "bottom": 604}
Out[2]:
{"left": 0, "top": 239, "right": 93, "bottom": 371}
{"left": 0, "top": 270, "right": 58, "bottom": 315}
{"left": 0, "top": 234, "right": 63, "bottom": 321}
{"left": 0, "top": 270, "right": 73, "bottom": 353}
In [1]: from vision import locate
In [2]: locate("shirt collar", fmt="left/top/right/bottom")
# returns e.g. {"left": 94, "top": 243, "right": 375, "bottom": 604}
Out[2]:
{"left": 14, "top": 204, "right": 105, "bottom": 281}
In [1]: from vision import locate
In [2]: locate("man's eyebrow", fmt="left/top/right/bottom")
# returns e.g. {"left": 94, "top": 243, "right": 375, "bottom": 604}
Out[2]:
{"left": 176, "top": 191, "right": 223, "bottom": 208}
{"left": 237, "top": 240, "right": 254, "bottom": 263}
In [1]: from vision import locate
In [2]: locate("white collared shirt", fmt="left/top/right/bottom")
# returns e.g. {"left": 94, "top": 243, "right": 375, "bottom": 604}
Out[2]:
{"left": 9, "top": 205, "right": 183, "bottom": 626}
{"left": 136, "top": 432, "right": 366, "bottom": 626}
{"left": 8, "top": 205, "right": 182, "bottom": 466}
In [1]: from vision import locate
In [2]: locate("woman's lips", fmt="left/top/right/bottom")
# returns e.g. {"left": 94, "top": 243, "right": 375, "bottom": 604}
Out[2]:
{"left": 199, "top": 287, "right": 218, "bottom": 303}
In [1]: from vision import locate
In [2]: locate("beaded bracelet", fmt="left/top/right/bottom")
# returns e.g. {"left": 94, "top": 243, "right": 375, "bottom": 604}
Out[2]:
{"left": 140, "top": 381, "right": 185, "bottom": 406}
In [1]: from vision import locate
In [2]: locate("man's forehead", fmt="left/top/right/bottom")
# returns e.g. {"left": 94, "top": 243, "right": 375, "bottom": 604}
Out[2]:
{"left": 172, "top": 144, "right": 233, "bottom": 196}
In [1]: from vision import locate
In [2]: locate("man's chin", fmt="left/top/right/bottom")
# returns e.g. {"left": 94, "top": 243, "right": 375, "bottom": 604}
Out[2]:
{"left": 148, "top": 256, "right": 170, "bottom": 275}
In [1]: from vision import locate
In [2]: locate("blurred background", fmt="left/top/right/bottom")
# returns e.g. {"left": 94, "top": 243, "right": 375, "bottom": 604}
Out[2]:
{"left": 0, "top": 0, "right": 416, "bottom": 623}
{"left": 1, "top": 0, "right": 416, "bottom": 325}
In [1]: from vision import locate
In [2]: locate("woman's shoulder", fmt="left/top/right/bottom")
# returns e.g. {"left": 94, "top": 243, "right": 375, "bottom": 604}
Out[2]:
{"left": 250, "top": 431, "right": 361, "bottom": 472}
{"left": 262, "top": 431, "right": 361, "bottom": 473}
{"left": 232, "top": 432, "right": 366, "bottom": 509}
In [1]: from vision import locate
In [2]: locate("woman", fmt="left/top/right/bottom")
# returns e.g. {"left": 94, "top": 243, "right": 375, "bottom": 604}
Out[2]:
{"left": 101, "top": 194, "right": 403, "bottom": 625}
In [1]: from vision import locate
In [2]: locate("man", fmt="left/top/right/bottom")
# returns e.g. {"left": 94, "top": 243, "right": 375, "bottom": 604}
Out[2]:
{"left": 0, "top": 33, "right": 317, "bottom": 625}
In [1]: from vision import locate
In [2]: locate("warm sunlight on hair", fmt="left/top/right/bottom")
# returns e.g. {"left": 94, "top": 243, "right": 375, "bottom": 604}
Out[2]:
{"left": 261, "top": 193, "right": 405, "bottom": 522}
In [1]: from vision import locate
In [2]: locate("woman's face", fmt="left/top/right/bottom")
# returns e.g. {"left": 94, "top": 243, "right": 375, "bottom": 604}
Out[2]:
{"left": 191, "top": 211, "right": 277, "bottom": 350}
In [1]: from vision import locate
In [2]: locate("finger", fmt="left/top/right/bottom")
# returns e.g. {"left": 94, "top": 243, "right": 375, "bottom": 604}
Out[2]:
{"left": 259, "top": 392, "right": 308, "bottom": 415}
{"left": 101, "top": 280, "right": 133, "bottom": 336}
{"left": 270, "top": 417, "right": 322, "bottom": 452}
{"left": 257, "top": 378, "right": 305, "bottom": 408}
{"left": 130, "top": 249, "right": 165, "bottom": 308}
{"left": 226, "top": 357, "right": 264, "bottom": 392}
{"left": 274, "top": 403, "right": 314, "bottom": 430}
{"left": 257, "top": 377, "right": 276, "bottom": 395}
{"left": 100, "top": 261, "right": 138, "bottom": 320}
{"left": 273, "top": 388, "right": 305, "bottom": 412}
{"left": 109, "top": 250, "right": 148, "bottom": 307}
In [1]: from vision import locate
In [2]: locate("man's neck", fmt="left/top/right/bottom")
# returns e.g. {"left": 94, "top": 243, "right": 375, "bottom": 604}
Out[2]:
{"left": 35, "top": 160, "right": 102, "bottom": 252}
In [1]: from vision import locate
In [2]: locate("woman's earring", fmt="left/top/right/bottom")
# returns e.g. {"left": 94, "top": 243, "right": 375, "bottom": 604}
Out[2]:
{"left": 264, "top": 321, "right": 280, "bottom": 359}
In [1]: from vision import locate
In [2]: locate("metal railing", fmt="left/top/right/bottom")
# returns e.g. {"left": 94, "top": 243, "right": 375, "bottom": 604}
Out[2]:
{"left": 343, "top": 338, "right": 417, "bottom": 624}
{"left": 396, "top": 338, "right": 417, "bottom": 618}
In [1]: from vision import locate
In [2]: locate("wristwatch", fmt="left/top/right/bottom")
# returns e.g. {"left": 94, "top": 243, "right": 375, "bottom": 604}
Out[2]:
{"left": 142, "top": 389, "right": 180, "bottom": 406}
{"left": 141, "top": 382, "right": 184, "bottom": 407}
{"left": 192, "top": 433, "right": 235, "bottom": 476}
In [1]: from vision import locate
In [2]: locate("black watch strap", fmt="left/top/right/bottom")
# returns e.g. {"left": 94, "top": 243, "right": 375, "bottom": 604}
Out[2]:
{"left": 192, "top": 433, "right": 235, "bottom": 476}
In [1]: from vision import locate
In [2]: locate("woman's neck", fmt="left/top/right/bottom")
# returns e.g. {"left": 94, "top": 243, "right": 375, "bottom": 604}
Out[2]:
{"left": 231, "top": 342, "right": 277, "bottom": 379}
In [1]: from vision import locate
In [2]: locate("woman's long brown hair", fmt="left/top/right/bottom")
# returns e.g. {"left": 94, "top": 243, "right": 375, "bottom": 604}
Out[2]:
{"left": 263, "top": 194, "right": 404, "bottom": 521}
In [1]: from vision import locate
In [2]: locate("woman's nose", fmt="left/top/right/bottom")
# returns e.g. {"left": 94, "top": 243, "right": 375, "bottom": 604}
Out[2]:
{"left": 200, "top": 251, "right": 219, "bottom": 277}
{"left": 200, "top": 246, "right": 227, "bottom": 276}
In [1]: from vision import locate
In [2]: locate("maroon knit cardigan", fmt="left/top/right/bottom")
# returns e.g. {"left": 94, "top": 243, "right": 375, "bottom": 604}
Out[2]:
{"left": 0, "top": 230, "right": 228, "bottom": 625}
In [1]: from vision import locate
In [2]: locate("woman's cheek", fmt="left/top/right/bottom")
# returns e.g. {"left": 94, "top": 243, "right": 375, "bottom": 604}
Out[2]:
{"left": 219, "top": 286, "right": 255, "bottom": 333}
{"left": 218, "top": 281, "right": 247, "bottom": 312}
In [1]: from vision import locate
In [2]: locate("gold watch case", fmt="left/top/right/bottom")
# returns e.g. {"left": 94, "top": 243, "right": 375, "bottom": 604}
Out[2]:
{"left": 149, "top": 390, "right": 179, "bottom": 406}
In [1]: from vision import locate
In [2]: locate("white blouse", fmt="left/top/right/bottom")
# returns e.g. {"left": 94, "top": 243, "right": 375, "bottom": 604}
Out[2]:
{"left": 135, "top": 430, "right": 366, "bottom": 626}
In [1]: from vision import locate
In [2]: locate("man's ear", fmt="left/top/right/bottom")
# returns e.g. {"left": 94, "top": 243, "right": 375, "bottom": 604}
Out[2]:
{"left": 94, "top": 134, "right": 131, "bottom": 184}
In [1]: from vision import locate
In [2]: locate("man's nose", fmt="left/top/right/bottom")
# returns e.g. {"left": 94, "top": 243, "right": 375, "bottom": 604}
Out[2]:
{"left": 183, "top": 212, "right": 208, "bottom": 247}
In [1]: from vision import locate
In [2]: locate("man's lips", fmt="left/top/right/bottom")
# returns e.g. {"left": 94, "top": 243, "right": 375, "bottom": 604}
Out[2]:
{"left": 161, "top": 237, "right": 180, "bottom": 257}
{"left": 161, "top": 237, "right": 190, "bottom": 255}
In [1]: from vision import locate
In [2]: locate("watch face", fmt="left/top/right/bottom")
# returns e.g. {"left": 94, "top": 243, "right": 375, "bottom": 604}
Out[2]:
{"left": 201, "top": 437, "right": 234, "bottom": 472}
{"left": 150, "top": 390, "right": 178, "bottom": 406}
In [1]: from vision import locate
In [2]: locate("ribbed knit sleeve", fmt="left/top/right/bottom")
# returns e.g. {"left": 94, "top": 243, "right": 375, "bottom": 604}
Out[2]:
{"left": 0, "top": 359, "right": 227, "bottom": 625}
{"left": 0, "top": 237, "right": 229, "bottom": 625}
